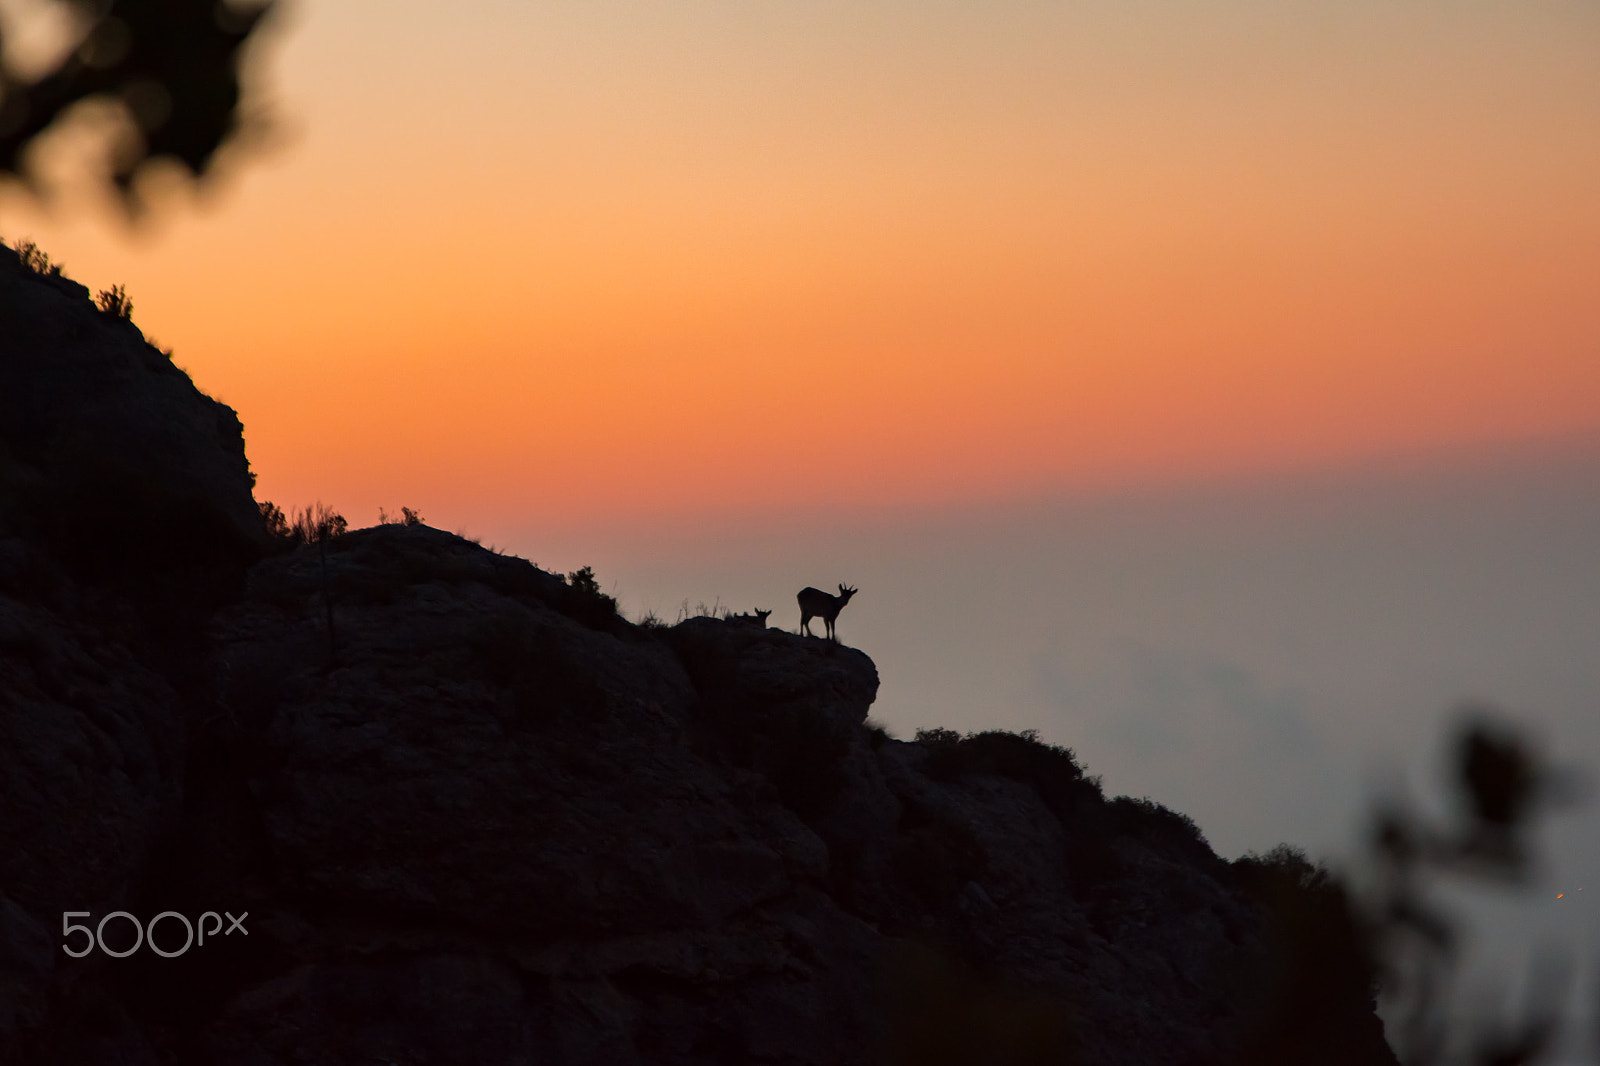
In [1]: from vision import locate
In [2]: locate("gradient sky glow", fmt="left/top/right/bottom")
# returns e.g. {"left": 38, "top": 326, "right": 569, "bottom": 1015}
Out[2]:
{"left": 3, "top": 0, "right": 1599, "bottom": 528}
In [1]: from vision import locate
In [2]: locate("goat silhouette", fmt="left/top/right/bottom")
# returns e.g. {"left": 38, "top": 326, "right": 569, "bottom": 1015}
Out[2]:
{"left": 797, "top": 584, "right": 857, "bottom": 641}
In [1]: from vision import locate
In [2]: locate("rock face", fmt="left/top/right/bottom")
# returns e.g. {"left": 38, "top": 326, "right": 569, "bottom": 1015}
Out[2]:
{"left": 0, "top": 248, "right": 1398, "bottom": 1065}
{"left": 0, "top": 246, "right": 264, "bottom": 574}
{"left": 0, "top": 244, "right": 261, "bottom": 1063}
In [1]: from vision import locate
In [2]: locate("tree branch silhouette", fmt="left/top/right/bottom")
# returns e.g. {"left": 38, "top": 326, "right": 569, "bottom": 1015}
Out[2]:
{"left": 0, "top": 0, "right": 278, "bottom": 214}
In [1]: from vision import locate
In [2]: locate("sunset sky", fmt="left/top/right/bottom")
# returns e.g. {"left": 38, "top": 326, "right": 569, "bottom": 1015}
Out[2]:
{"left": 4, "top": 0, "right": 1599, "bottom": 1027}
{"left": 3, "top": 0, "right": 1599, "bottom": 527}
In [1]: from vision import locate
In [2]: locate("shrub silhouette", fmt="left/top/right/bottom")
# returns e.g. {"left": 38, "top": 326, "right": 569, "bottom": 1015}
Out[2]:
{"left": 1230, "top": 845, "right": 1386, "bottom": 1066}
{"left": 290, "top": 502, "right": 347, "bottom": 545}
{"left": 258, "top": 500, "right": 291, "bottom": 541}
{"left": 378, "top": 506, "right": 425, "bottom": 526}
{"left": 265, "top": 501, "right": 348, "bottom": 656}
{"left": 1103, "top": 795, "right": 1211, "bottom": 860}
{"left": 9, "top": 238, "right": 60, "bottom": 276}
{"left": 916, "top": 727, "right": 1102, "bottom": 822}
{"left": 95, "top": 285, "right": 133, "bottom": 319}
{"left": 555, "top": 565, "right": 619, "bottom": 629}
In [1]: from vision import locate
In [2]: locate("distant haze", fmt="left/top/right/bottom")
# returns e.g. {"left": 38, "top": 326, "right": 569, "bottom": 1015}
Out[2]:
{"left": 516, "top": 433, "right": 1600, "bottom": 857}
{"left": 519, "top": 432, "right": 1600, "bottom": 1054}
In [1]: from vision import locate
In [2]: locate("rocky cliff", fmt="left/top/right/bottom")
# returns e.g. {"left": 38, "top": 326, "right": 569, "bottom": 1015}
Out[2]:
{"left": 0, "top": 243, "right": 1397, "bottom": 1065}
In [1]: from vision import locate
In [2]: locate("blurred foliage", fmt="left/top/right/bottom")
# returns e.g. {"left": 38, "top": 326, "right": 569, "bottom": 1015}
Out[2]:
{"left": 1364, "top": 709, "right": 1588, "bottom": 1066}
{"left": 0, "top": 0, "right": 278, "bottom": 214}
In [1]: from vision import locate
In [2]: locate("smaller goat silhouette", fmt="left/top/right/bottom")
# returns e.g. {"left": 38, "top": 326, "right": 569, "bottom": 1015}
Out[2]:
{"left": 728, "top": 608, "right": 772, "bottom": 628}
{"left": 798, "top": 584, "right": 858, "bottom": 641}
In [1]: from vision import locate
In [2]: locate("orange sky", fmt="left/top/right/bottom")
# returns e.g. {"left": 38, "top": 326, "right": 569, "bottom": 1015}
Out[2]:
{"left": 3, "top": 0, "right": 1598, "bottom": 531}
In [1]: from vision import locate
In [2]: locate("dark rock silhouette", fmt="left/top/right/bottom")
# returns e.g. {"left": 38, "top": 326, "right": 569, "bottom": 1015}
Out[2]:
{"left": 0, "top": 244, "right": 265, "bottom": 574}
{"left": 0, "top": 247, "right": 1397, "bottom": 1064}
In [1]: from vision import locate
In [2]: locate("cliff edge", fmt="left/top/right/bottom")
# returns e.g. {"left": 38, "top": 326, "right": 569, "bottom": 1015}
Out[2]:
{"left": 0, "top": 245, "right": 1395, "bottom": 1065}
